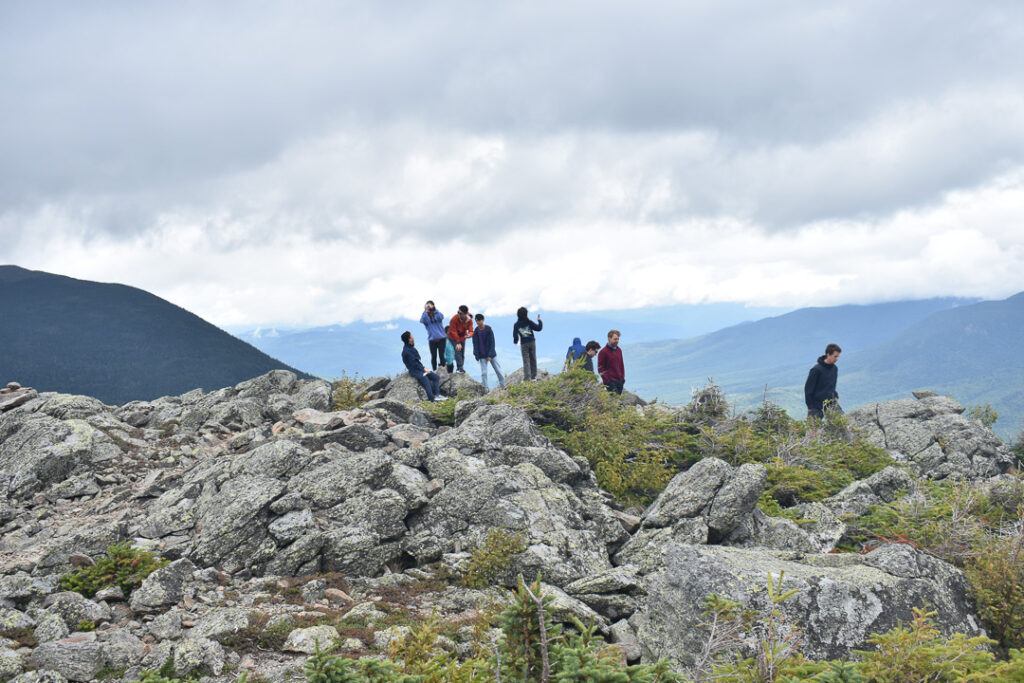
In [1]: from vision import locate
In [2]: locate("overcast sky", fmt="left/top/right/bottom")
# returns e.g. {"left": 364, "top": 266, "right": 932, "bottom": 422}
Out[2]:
{"left": 3, "top": 1, "right": 1024, "bottom": 326}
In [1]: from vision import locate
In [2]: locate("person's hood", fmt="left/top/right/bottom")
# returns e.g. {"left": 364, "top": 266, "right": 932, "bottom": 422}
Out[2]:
{"left": 817, "top": 355, "right": 832, "bottom": 366}
{"left": 573, "top": 337, "right": 582, "bottom": 345}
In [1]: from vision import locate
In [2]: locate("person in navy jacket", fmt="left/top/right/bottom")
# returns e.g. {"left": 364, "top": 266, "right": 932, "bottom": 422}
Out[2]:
{"left": 472, "top": 313, "right": 505, "bottom": 390}
{"left": 401, "top": 331, "right": 442, "bottom": 402}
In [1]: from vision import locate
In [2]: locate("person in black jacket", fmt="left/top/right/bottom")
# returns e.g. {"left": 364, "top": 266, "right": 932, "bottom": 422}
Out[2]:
{"left": 513, "top": 307, "right": 543, "bottom": 381}
{"left": 472, "top": 313, "right": 505, "bottom": 390}
{"left": 401, "top": 331, "right": 442, "bottom": 402}
{"left": 804, "top": 343, "right": 842, "bottom": 419}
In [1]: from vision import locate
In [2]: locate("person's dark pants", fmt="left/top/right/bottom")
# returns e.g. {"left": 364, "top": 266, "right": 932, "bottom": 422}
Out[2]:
{"left": 412, "top": 370, "right": 440, "bottom": 401}
{"left": 807, "top": 408, "right": 824, "bottom": 420}
{"left": 428, "top": 339, "right": 446, "bottom": 370}
{"left": 520, "top": 341, "right": 537, "bottom": 380}
{"left": 604, "top": 380, "right": 624, "bottom": 395}
{"left": 454, "top": 345, "right": 466, "bottom": 372}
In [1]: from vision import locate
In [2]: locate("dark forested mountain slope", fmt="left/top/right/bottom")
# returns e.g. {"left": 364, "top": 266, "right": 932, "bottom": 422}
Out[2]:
{"left": 0, "top": 266, "right": 310, "bottom": 404}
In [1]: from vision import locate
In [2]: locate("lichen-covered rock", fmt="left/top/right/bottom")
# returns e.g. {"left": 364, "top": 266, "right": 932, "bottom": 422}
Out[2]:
{"left": 0, "top": 608, "right": 35, "bottom": 631}
{"left": 102, "top": 628, "right": 144, "bottom": 670}
{"left": 33, "top": 612, "right": 70, "bottom": 643}
{"left": 362, "top": 398, "right": 433, "bottom": 429}
{"left": 173, "top": 636, "right": 224, "bottom": 677}
{"left": 8, "top": 673, "right": 68, "bottom": 683}
{"left": 186, "top": 607, "right": 251, "bottom": 642}
{"left": 0, "top": 649, "right": 23, "bottom": 681}
{"left": 824, "top": 465, "right": 915, "bottom": 518}
{"left": 0, "top": 413, "right": 121, "bottom": 500}
{"left": 0, "top": 573, "right": 58, "bottom": 603}
{"left": 189, "top": 476, "right": 285, "bottom": 570}
{"left": 384, "top": 373, "right": 432, "bottom": 404}
{"left": 283, "top": 625, "right": 340, "bottom": 653}
{"left": 26, "top": 636, "right": 107, "bottom": 682}
{"left": 440, "top": 372, "right": 486, "bottom": 399}
{"left": 129, "top": 558, "right": 195, "bottom": 612}
{"left": 630, "top": 542, "right": 981, "bottom": 667}
{"left": 847, "top": 394, "right": 1015, "bottom": 480}
{"left": 405, "top": 463, "right": 612, "bottom": 587}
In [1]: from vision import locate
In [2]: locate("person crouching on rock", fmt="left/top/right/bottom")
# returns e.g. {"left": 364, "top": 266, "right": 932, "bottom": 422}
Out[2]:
{"left": 401, "top": 331, "right": 442, "bottom": 402}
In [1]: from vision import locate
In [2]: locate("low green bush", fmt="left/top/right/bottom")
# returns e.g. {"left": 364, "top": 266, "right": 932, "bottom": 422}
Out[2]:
{"left": 305, "top": 574, "right": 682, "bottom": 682}
{"left": 332, "top": 371, "right": 370, "bottom": 410}
{"left": 59, "top": 541, "right": 168, "bottom": 599}
{"left": 462, "top": 528, "right": 527, "bottom": 589}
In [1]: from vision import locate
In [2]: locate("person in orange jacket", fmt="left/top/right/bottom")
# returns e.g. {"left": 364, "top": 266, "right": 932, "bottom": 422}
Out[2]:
{"left": 447, "top": 305, "right": 475, "bottom": 373}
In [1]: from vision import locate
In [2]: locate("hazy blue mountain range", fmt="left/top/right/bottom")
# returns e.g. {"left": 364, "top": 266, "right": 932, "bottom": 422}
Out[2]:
{"left": 230, "top": 303, "right": 789, "bottom": 379}
{"left": 628, "top": 294, "right": 1024, "bottom": 439}
{"left": 0, "top": 266, "right": 309, "bottom": 404}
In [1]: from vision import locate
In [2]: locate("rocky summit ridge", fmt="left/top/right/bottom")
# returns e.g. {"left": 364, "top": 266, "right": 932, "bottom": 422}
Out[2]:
{"left": 0, "top": 370, "right": 1017, "bottom": 681}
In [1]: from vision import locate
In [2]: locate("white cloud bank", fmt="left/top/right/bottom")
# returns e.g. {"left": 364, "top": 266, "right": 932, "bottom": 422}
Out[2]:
{"left": 3, "top": 2, "right": 1024, "bottom": 325}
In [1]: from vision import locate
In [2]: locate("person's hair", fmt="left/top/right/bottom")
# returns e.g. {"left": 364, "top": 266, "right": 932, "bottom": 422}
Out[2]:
{"left": 401, "top": 330, "right": 412, "bottom": 343}
{"left": 458, "top": 304, "right": 469, "bottom": 314}
{"left": 825, "top": 343, "right": 842, "bottom": 356}
{"left": 607, "top": 329, "right": 621, "bottom": 339}
{"left": 475, "top": 313, "right": 484, "bottom": 321}
{"left": 444, "top": 325, "right": 450, "bottom": 332}
{"left": 585, "top": 340, "right": 601, "bottom": 351}
{"left": 425, "top": 300, "right": 435, "bottom": 307}
{"left": 517, "top": 306, "right": 528, "bottom": 319}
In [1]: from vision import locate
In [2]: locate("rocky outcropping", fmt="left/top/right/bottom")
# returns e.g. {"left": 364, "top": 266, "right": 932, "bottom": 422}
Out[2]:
{"left": 0, "top": 373, "right": 1010, "bottom": 680}
{"left": 847, "top": 392, "right": 1015, "bottom": 480}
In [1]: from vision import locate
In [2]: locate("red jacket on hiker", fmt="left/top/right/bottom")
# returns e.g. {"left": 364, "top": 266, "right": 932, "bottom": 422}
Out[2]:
{"left": 448, "top": 313, "right": 474, "bottom": 343}
{"left": 598, "top": 344, "right": 625, "bottom": 383}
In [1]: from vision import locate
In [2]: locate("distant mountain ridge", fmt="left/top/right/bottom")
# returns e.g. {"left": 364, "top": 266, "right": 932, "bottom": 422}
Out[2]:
{"left": 0, "top": 265, "right": 310, "bottom": 404}
{"left": 628, "top": 294, "right": 1024, "bottom": 438}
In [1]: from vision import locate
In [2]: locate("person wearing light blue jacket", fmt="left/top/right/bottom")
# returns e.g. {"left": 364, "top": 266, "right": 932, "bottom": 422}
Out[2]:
{"left": 419, "top": 300, "right": 447, "bottom": 371}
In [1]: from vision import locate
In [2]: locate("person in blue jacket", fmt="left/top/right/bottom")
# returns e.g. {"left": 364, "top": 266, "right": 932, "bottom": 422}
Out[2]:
{"left": 401, "top": 331, "right": 441, "bottom": 402}
{"left": 472, "top": 313, "right": 505, "bottom": 390}
{"left": 563, "top": 337, "right": 586, "bottom": 371}
{"left": 419, "top": 300, "right": 447, "bottom": 371}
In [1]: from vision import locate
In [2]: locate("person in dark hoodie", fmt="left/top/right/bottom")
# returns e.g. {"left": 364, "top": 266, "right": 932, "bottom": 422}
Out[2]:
{"left": 804, "top": 343, "right": 842, "bottom": 419}
{"left": 401, "top": 331, "right": 442, "bottom": 402}
{"left": 472, "top": 313, "right": 505, "bottom": 390}
{"left": 581, "top": 341, "right": 601, "bottom": 373}
{"left": 513, "top": 307, "right": 543, "bottom": 381}
{"left": 563, "top": 337, "right": 586, "bottom": 372}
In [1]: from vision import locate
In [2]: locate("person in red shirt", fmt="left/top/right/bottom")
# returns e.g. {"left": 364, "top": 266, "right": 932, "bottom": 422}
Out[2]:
{"left": 597, "top": 329, "right": 625, "bottom": 394}
{"left": 447, "top": 305, "right": 475, "bottom": 373}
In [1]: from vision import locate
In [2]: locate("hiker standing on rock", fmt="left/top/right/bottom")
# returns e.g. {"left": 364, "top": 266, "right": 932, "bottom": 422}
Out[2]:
{"left": 513, "top": 307, "right": 543, "bottom": 381}
{"left": 448, "top": 305, "right": 474, "bottom": 374}
{"left": 419, "top": 301, "right": 447, "bottom": 371}
{"left": 401, "top": 331, "right": 442, "bottom": 402}
{"left": 598, "top": 330, "right": 625, "bottom": 394}
{"left": 472, "top": 313, "right": 506, "bottom": 390}
{"left": 805, "top": 343, "right": 842, "bottom": 419}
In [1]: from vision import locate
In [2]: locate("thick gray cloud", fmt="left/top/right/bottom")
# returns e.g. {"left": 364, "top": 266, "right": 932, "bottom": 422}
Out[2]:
{"left": 2, "top": 1, "right": 1024, "bottom": 323}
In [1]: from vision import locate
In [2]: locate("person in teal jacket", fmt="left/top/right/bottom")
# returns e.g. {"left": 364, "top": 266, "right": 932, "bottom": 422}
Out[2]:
{"left": 443, "top": 325, "right": 456, "bottom": 373}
